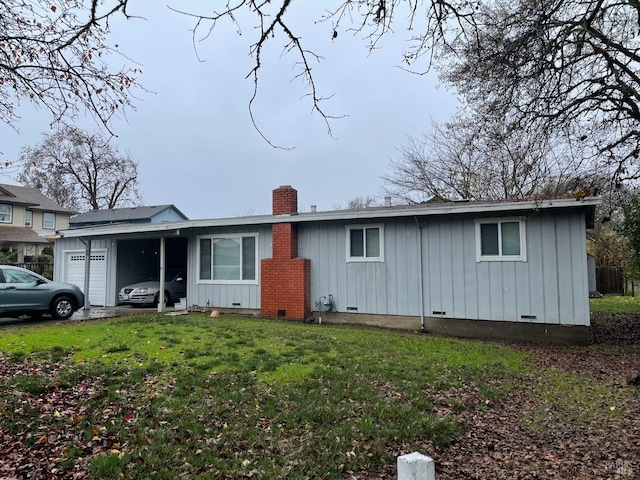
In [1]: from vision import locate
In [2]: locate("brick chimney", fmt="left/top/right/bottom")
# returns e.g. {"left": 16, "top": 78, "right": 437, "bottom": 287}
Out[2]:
{"left": 272, "top": 184, "right": 298, "bottom": 215}
{"left": 261, "top": 186, "right": 311, "bottom": 320}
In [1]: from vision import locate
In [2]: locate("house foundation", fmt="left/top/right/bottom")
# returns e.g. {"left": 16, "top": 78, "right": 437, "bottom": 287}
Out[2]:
{"left": 312, "top": 312, "right": 590, "bottom": 345}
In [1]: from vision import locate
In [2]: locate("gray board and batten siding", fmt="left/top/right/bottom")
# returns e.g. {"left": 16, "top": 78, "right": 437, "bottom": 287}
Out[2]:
{"left": 299, "top": 207, "right": 590, "bottom": 327}
{"left": 54, "top": 196, "right": 597, "bottom": 344}
{"left": 53, "top": 237, "right": 117, "bottom": 307}
{"left": 186, "top": 225, "right": 272, "bottom": 310}
{"left": 54, "top": 225, "right": 273, "bottom": 309}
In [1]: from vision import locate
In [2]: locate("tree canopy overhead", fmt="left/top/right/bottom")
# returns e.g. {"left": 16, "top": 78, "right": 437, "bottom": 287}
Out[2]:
{"left": 439, "top": 0, "right": 640, "bottom": 185}
{"left": 0, "top": 0, "right": 478, "bottom": 134}
{"left": 2, "top": 0, "right": 640, "bottom": 175}
{"left": 0, "top": 0, "right": 140, "bottom": 132}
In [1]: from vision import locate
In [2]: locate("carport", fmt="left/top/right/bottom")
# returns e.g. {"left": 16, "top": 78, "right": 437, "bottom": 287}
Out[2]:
{"left": 116, "top": 237, "right": 187, "bottom": 299}
{"left": 54, "top": 222, "right": 189, "bottom": 311}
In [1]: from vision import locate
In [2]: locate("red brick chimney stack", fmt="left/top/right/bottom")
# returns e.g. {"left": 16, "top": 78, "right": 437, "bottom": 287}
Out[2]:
{"left": 261, "top": 186, "right": 311, "bottom": 320}
{"left": 272, "top": 185, "right": 298, "bottom": 215}
{"left": 271, "top": 186, "right": 299, "bottom": 261}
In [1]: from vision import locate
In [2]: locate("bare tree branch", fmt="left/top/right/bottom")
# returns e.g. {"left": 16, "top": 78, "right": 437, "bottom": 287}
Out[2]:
{"left": 170, "top": 1, "right": 478, "bottom": 146}
{"left": 382, "top": 114, "right": 600, "bottom": 203}
{"left": 0, "top": 0, "right": 144, "bottom": 134}
{"left": 440, "top": 0, "right": 640, "bottom": 185}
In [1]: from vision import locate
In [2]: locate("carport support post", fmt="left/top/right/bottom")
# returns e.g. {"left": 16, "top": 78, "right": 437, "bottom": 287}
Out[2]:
{"left": 81, "top": 238, "right": 91, "bottom": 311}
{"left": 157, "top": 236, "right": 166, "bottom": 313}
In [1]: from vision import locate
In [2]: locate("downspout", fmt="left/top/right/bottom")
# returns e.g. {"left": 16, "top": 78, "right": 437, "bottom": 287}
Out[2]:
{"left": 78, "top": 237, "right": 91, "bottom": 311}
{"left": 414, "top": 217, "right": 425, "bottom": 332}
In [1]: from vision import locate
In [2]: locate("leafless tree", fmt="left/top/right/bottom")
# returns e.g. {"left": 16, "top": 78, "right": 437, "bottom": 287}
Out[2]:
{"left": 334, "top": 196, "right": 380, "bottom": 210}
{"left": 382, "top": 114, "right": 599, "bottom": 203}
{"left": 0, "top": 0, "right": 140, "bottom": 133}
{"left": 4, "top": 0, "right": 640, "bottom": 168}
{"left": 439, "top": 0, "right": 640, "bottom": 187}
{"left": 16, "top": 124, "right": 142, "bottom": 211}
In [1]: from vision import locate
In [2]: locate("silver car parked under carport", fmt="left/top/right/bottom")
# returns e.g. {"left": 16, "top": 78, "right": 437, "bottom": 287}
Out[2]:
{"left": 118, "top": 270, "right": 186, "bottom": 307}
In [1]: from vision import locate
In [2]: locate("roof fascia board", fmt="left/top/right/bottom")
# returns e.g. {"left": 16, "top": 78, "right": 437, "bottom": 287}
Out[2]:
{"left": 58, "top": 197, "right": 601, "bottom": 238}
{"left": 284, "top": 197, "right": 601, "bottom": 223}
{"left": 2, "top": 200, "right": 38, "bottom": 208}
{"left": 0, "top": 186, "right": 16, "bottom": 197}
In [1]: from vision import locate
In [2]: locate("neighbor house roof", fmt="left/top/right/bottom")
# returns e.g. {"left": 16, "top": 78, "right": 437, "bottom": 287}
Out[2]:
{"left": 58, "top": 196, "right": 601, "bottom": 239}
{"left": 69, "top": 205, "right": 188, "bottom": 227}
{"left": 0, "top": 184, "right": 76, "bottom": 214}
{"left": 0, "top": 226, "right": 51, "bottom": 245}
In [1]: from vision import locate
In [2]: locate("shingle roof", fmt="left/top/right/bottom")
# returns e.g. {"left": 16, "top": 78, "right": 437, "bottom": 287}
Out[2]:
{"left": 0, "top": 184, "right": 77, "bottom": 214}
{"left": 0, "top": 226, "right": 51, "bottom": 244}
{"left": 69, "top": 205, "right": 188, "bottom": 225}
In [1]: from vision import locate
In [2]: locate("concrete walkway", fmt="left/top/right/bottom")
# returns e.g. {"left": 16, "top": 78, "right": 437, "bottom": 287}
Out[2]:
{"left": 71, "top": 305, "right": 166, "bottom": 320}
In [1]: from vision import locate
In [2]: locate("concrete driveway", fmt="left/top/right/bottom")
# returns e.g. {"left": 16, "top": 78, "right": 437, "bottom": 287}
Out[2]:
{"left": 0, "top": 305, "right": 163, "bottom": 328}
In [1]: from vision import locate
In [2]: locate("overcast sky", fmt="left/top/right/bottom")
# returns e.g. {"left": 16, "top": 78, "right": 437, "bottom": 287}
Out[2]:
{"left": 0, "top": 3, "right": 458, "bottom": 219}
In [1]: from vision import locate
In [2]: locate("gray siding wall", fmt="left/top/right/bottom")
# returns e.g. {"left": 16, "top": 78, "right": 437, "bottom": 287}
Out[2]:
{"left": 151, "top": 208, "right": 185, "bottom": 223}
{"left": 299, "top": 219, "right": 421, "bottom": 316}
{"left": 186, "top": 225, "right": 272, "bottom": 309}
{"left": 299, "top": 210, "right": 590, "bottom": 326}
{"left": 53, "top": 207, "right": 590, "bottom": 325}
{"left": 54, "top": 237, "right": 119, "bottom": 306}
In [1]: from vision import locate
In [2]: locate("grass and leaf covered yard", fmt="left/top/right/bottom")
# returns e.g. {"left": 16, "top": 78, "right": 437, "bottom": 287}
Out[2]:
{"left": 0, "top": 310, "right": 639, "bottom": 479}
{"left": 590, "top": 294, "right": 640, "bottom": 314}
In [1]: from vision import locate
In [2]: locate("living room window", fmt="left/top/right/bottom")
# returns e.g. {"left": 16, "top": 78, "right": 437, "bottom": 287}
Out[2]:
{"left": 198, "top": 234, "right": 258, "bottom": 283}
{"left": 475, "top": 218, "right": 527, "bottom": 262}
{"left": 43, "top": 212, "right": 55, "bottom": 229}
{"left": 0, "top": 204, "right": 12, "bottom": 223}
{"left": 346, "top": 225, "right": 384, "bottom": 262}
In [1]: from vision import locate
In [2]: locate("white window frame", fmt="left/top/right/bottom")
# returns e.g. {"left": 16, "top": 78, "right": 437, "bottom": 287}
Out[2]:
{"left": 0, "top": 204, "right": 12, "bottom": 224}
{"left": 43, "top": 212, "right": 55, "bottom": 230}
{"left": 346, "top": 224, "right": 385, "bottom": 263}
{"left": 24, "top": 210, "right": 32, "bottom": 227}
{"left": 474, "top": 217, "right": 527, "bottom": 262}
{"left": 197, "top": 233, "right": 259, "bottom": 285}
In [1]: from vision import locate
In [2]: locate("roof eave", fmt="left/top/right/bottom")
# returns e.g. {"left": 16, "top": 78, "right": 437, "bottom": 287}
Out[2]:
{"left": 57, "top": 197, "right": 602, "bottom": 239}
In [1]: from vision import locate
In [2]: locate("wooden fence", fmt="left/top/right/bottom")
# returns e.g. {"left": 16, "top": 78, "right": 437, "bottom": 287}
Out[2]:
{"left": 12, "top": 262, "right": 54, "bottom": 279}
{"left": 596, "top": 266, "right": 624, "bottom": 295}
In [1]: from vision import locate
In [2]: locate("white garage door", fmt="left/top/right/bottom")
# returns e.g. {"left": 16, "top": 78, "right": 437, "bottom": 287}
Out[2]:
{"left": 64, "top": 250, "right": 107, "bottom": 306}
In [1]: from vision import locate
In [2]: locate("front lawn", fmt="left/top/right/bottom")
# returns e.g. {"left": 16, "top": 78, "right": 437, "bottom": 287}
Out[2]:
{"left": 0, "top": 314, "right": 638, "bottom": 479}
{"left": 0, "top": 315, "right": 525, "bottom": 479}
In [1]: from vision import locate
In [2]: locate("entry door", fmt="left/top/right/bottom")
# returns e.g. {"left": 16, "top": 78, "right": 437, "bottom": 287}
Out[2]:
{"left": 63, "top": 250, "right": 107, "bottom": 306}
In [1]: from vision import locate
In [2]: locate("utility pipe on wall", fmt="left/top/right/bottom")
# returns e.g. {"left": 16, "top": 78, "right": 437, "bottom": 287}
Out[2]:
{"left": 414, "top": 217, "right": 425, "bottom": 332}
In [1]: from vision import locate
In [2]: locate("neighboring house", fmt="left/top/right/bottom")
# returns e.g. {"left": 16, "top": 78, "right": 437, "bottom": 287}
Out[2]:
{"left": 69, "top": 205, "right": 188, "bottom": 228}
{"left": 54, "top": 185, "right": 600, "bottom": 344}
{"left": 0, "top": 184, "right": 76, "bottom": 262}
